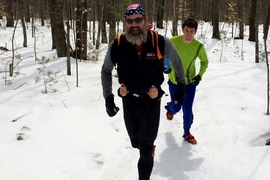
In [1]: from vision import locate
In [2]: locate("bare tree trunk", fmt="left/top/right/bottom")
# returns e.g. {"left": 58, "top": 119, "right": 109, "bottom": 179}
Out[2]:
{"left": 254, "top": 0, "right": 260, "bottom": 64}
{"left": 101, "top": 0, "right": 108, "bottom": 44}
{"left": 19, "top": 0, "right": 27, "bottom": 47}
{"left": 263, "top": 2, "right": 270, "bottom": 41}
{"left": 40, "top": 0, "right": 45, "bottom": 26}
{"left": 255, "top": 19, "right": 259, "bottom": 63}
{"left": 263, "top": 3, "right": 270, "bottom": 114}
{"left": 164, "top": 0, "right": 169, "bottom": 36}
{"left": 248, "top": 0, "right": 258, "bottom": 42}
{"left": 31, "top": 2, "right": 36, "bottom": 38}
{"left": 190, "top": 0, "right": 198, "bottom": 19}
{"left": 92, "top": 0, "right": 96, "bottom": 45}
{"left": 156, "top": 0, "right": 165, "bottom": 29}
{"left": 96, "top": 0, "right": 104, "bottom": 49}
{"left": 6, "top": 0, "right": 14, "bottom": 27}
{"left": 212, "top": 0, "right": 220, "bottom": 39}
{"left": 48, "top": 0, "right": 56, "bottom": 49}
{"left": 266, "top": 35, "right": 269, "bottom": 114}
{"left": 10, "top": 20, "right": 19, "bottom": 76}
{"left": 74, "top": 0, "right": 88, "bottom": 60}
{"left": 48, "top": 0, "right": 67, "bottom": 57}
{"left": 171, "top": 0, "right": 179, "bottom": 36}
{"left": 108, "top": 0, "right": 117, "bottom": 42}
{"left": 101, "top": 20, "right": 107, "bottom": 43}
{"left": 237, "top": 0, "right": 244, "bottom": 39}
{"left": 33, "top": 17, "right": 37, "bottom": 61}
{"left": 66, "top": 0, "right": 71, "bottom": 76}
{"left": 25, "top": 0, "right": 30, "bottom": 23}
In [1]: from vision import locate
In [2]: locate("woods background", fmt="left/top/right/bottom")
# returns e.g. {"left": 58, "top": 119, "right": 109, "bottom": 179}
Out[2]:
{"left": 1, "top": 0, "right": 270, "bottom": 142}
{"left": 0, "top": 0, "right": 269, "bottom": 62}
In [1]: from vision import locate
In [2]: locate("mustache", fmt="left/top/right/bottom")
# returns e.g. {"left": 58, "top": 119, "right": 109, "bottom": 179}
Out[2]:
{"left": 125, "top": 24, "right": 148, "bottom": 45}
{"left": 128, "top": 26, "right": 141, "bottom": 32}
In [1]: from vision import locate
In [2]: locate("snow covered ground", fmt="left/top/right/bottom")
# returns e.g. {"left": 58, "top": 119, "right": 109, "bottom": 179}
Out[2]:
{"left": 0, "top": 20, "right": 270, "bottom": 180}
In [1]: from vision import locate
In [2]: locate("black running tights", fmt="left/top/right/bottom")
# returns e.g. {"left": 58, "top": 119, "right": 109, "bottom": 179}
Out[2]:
{"left": 138, "top": 143, "right": 153, "bottom": 180}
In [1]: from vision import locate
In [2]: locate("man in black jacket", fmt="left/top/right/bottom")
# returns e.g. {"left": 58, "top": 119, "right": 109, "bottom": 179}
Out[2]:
{"left": 101, "top": 4, "right": 185, "bottom": 180}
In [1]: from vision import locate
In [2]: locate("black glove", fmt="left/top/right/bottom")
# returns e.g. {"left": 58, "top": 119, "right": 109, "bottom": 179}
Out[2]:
{"left": 192, "top": 75, "right": 201, "bottom": 86}
{"left": 172, "top": 83, "right": 185, "bottom": 103}
{"left": 163, "top": 68, "right": 171, "bottom": 74}
{"left": 105, "top": 94, "right": 119, "bottom": 117}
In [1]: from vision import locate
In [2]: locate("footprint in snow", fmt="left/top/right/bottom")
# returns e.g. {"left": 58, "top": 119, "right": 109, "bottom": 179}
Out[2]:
{"left": 91, "top": 153, "right": 104, "bottom": 170}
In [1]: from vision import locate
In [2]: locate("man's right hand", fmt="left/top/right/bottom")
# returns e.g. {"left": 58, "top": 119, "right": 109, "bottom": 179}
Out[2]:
{"left": 119, "top": 84, "right": 129, "bottom": 97}
{"left": 172, "top": 83, "right": 185, "bottom": 104}
{"left": 118, "top": 85, "right": 129, "bottom": 98}
{"left": 147, "top": 86, "right": 158, "bottom": 99}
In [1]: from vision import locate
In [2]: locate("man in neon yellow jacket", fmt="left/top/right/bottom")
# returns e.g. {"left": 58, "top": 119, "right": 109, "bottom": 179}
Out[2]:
{"left": 165, "top": 18, "right": 209, "bottom": 144}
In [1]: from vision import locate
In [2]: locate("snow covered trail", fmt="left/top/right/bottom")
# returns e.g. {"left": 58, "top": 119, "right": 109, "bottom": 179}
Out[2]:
{"left": 1, "top": 32, "right": 270, "bottom": 180}
{"left": 154, "top": 60, "right": 270, "bottom": 180}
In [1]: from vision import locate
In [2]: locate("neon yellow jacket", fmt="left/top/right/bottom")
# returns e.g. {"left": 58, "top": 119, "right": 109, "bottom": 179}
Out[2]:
{"left": 168, "top": 35, "right": 209, "bottom": 85}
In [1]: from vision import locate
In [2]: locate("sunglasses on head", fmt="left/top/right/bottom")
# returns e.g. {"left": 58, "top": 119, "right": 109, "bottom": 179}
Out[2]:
{"left": 125, "top": 17, "right": 144, "bottom": 24}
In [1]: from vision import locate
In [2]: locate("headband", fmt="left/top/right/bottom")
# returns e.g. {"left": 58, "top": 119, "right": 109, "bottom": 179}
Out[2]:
{"left": 124, "top": 4, "right": 146, "bottom": 18}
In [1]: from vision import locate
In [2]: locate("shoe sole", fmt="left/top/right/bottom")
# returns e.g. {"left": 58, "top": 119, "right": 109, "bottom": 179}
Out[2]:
{"left": 183, "top": 134, "right": 197, "bottom": 144}
{"left": 166, "top": 112, "right": 173, "bottom": 120}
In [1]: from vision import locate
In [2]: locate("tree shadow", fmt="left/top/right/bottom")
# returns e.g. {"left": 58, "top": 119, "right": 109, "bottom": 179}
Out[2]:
{"left": 154, "top": 132, "right": 204, "bottom": 180}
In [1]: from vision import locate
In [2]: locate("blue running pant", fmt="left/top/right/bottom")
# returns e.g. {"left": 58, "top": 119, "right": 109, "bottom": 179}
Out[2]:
{"left": 166, "top": 80, "right": 196, "bottom": 136}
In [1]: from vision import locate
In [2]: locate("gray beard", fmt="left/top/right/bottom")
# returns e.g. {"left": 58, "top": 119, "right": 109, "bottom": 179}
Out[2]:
{"left": 125, "top": 26, "right": 148, "bottom": 45}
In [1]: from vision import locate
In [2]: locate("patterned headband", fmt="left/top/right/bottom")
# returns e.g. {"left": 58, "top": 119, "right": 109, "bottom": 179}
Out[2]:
{"left": 124, "top": 4, "right": 146, "bottom": 18}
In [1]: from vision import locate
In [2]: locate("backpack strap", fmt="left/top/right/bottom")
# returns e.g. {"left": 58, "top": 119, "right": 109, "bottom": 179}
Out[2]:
{"left": 111, "top": 33, "right": 125, "bottom": 69}
{"left": 117, "top": 33, "right": 125, "bottom": 46}
{"left": 150, "top": 30, "right": 163, "bottom": 60}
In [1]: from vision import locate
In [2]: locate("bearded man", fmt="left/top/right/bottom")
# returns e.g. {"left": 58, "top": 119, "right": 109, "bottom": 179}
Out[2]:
{"left": 101, "top": 4, "right": 185, "bottom": 180}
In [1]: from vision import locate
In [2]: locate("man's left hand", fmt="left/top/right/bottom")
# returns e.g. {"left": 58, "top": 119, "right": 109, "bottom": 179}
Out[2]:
{"left": 192, "top": 75, "right": 201, "bottom": 86}
{"left": 105, "top": 94, "right": 119, "bottom": 117}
